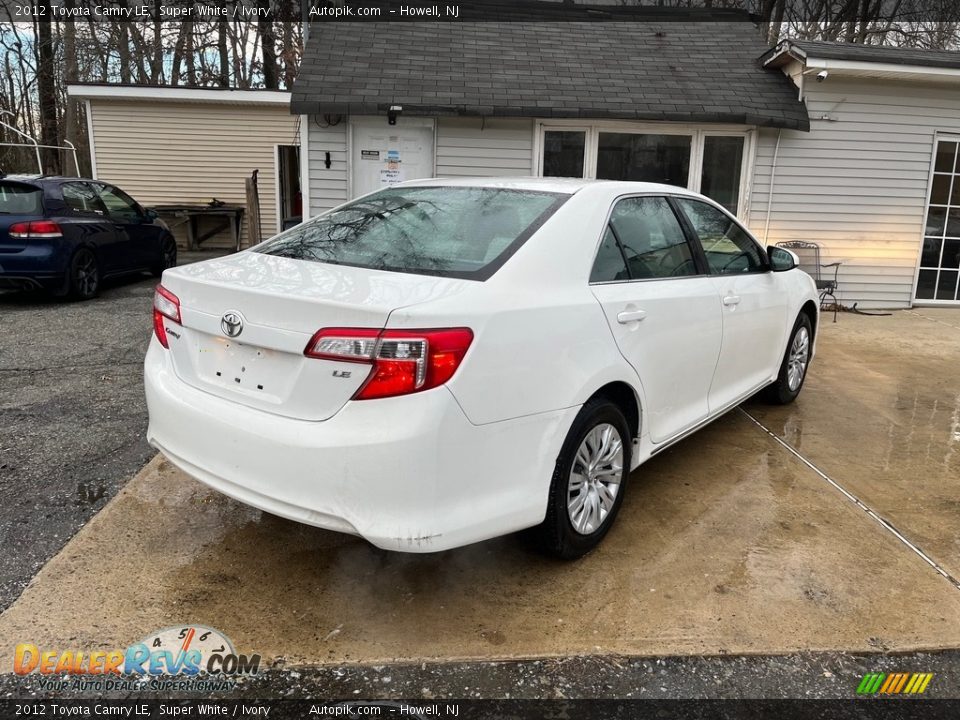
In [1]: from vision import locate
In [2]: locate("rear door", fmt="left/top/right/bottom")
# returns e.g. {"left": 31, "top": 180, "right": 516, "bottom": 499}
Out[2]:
{"left": 673, "top": 197, "right": 789, "bottom": 407}
{"left": 590, "top": 195, "right": 723, "bottom": 443}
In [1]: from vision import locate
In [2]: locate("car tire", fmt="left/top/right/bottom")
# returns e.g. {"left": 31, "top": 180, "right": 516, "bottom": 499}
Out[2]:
{"left": 152, "top": 237, "right": 177, "bottom": 277}
{"left": 532, "top": 398, "right": 632, "bottom": 560}
{"left": 765, "top": 313, "right": 813, "bottom": 405}
{"left": 68, "top": 248, "right": 100, "bottom": 300}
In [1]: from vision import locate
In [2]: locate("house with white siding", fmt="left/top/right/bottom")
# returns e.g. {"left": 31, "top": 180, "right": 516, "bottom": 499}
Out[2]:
{"left": 66, "top": 85, "right": 302, "bottom": 249}
{"left": 291, "top": 13, "right": 960, "bottom": 308}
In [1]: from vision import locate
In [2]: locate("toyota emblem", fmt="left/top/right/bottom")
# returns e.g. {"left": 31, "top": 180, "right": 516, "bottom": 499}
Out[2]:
{"left": 221, "top": 311, "right": 244, "bottom": 338}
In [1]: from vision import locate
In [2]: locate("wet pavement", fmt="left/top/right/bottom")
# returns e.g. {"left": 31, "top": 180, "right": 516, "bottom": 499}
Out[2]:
{"left": 0, "top": 307, "right": 958, "bottom": 675}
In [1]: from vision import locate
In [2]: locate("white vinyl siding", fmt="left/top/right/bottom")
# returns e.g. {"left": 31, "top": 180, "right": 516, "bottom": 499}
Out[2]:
{"left": 307, "top": 116, "right": 533, "bottom": 216}
{"left": 748, "top": 77, "right": 960, "bottom": 308}
{"left": 88, "top": 100, "right": 299, "bottom": 249}
{"left": 436, "top": 117, "right": 534, "bottom": 177}
{"left": 306, "top": 118, "right": 349, "bottom": 216}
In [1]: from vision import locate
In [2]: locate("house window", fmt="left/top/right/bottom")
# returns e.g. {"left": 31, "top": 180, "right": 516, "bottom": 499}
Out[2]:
{"left": 596, "top": 133, "right": 691, "bottom": 186}
{"left": 537, "top": 123, "right": 751, "bottom": 218}
{"left": 542, "top": 130, "right": 586, "bottom": 178}
{"left": 701, "top": 136, "right": 745, "bottom": 215}
{"left": 917, "top": 137, "right": 960, "bottom": 303}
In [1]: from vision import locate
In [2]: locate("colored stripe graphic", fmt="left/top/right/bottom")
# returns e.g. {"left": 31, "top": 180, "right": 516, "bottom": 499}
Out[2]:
{"left": 857, "top": 672, "right": 932, "bottom": 695}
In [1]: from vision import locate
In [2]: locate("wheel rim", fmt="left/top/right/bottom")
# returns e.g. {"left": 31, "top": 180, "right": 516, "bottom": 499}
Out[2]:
{"left": 567, "top": 423, "right": 624, "bottom": 535}
{"left": 787, "top": 326, "right": 810, "bottom": 391}
{"left": 75, "top": 252, "right": 98, "bottom": 296}
{"left": 162, "top": 241, "right": 176, "bottom": 268}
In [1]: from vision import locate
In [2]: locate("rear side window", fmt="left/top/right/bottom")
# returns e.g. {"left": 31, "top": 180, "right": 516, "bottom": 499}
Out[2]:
{"left": 0, "top": 183, "right": 42, "bottom": 215}
{"left": 590, "top": 226, "right": 630, "bottom": 283}
{"left": 256, "top": 186, "right": 567, "bottom": 280}
{"left": 610, "top": 196, "right": 697, "bottom": 279}
{"left": 62, "top": 183, "right": 103, "bottom": 215}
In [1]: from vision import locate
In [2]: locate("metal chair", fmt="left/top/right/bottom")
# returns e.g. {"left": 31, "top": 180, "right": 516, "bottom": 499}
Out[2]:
{"left": 776, "top": 241, "right": 841, "bottom": 322}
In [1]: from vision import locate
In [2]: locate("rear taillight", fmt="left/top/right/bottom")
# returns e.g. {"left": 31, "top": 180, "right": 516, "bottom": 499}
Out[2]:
{"left": 304, "top": 327, "right": 474, "bottom": 400}
{"left": 153, "top": 285, "right": 181, "bottom": 349}
{"left": 9, "top": 220, "right": 63, "bottom": 239}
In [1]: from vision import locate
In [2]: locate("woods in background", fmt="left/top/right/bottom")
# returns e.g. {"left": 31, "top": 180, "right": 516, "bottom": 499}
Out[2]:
{"left": 2, "top": 0, "right": 960, "bottom": 177}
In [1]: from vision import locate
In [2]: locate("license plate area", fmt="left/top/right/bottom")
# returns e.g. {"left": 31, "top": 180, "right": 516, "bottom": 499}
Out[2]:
{"left": 196, "top": 336, "right": 293, "bottom": 398}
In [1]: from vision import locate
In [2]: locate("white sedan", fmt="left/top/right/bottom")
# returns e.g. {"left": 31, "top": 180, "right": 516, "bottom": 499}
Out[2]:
{"left": 145, "top": 178, "right": 818, "bottom": 558}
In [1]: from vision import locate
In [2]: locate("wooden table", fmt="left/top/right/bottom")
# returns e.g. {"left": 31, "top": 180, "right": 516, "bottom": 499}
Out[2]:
{"left": 151, "top": 205, "right": 246, "bottom": 251}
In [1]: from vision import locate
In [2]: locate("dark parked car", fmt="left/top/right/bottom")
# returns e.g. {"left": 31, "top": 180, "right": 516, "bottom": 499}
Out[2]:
{"left": 0, "top": 175, "right": 177, "bottom": 299}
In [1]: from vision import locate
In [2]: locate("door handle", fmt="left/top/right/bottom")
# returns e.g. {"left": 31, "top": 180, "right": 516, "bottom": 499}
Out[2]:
{"left": 722, "top": 295, "right": 741, "bottom": 306}
{"left": 617, "top": 309, "right": 647, "bottom": 324}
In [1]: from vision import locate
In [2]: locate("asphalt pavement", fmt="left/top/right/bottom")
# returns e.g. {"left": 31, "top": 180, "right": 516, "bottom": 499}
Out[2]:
{"left": 0, "top": 275, "right": 157, "bottom": 610}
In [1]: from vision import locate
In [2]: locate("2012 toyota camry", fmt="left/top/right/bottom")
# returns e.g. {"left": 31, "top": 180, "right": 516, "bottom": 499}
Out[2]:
{"left": 145, "top": 178, "right": 818, "bottom": 558}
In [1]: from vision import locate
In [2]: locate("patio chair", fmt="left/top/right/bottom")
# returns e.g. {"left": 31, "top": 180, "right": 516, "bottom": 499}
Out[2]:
{"left": 776, "top": 241, "right": 841, "bottom": 323}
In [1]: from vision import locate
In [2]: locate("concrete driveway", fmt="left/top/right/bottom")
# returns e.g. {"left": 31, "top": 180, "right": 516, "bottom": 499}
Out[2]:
{"left": 1, "top": 308, "right": 958, "bottom": 671}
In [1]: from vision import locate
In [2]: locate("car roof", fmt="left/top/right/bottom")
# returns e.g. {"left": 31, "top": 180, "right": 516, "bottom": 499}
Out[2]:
{"left": 395, "top": 176, "right": 702, "bottom": 197}
{"left": 0, "top": 175, "right": 95, "bottom": 185}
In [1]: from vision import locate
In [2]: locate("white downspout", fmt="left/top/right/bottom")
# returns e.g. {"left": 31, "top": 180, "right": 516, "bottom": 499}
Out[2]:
{"left": 763, "top": 129, "right": 782, "bottom": 243}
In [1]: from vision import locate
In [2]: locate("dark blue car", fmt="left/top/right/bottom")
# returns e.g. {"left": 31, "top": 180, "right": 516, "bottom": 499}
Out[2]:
{"left": 0, "top": 175, "right": 177, "bottom": 300}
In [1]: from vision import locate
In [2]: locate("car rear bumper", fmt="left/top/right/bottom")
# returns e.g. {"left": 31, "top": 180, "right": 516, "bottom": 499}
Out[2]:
{"left": 0, "top": 274, "right": 63, "bottom": 291}
{"left": 144, "top": 339, "right": 577, "bottom": 552}
{"left": 0, "top": 239, "right": 69, "bottom": 291}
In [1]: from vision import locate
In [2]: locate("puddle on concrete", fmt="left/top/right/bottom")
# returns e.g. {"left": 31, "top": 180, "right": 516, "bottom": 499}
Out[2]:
{"left": 745, "top": 310, "right": 960, "bottom": 578}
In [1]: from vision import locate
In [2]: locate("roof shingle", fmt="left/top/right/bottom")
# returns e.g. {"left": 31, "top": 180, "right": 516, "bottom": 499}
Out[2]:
{"left": 292, "top": 17, "right": 810, "bottom": 131}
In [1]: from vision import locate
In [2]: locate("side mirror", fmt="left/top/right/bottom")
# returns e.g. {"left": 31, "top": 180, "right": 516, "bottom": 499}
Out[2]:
{"left": 768, "top": 246, "right": 797, "bottom": 272}
{"left": 144, "top": 208, "right": 159, "bottom": 221}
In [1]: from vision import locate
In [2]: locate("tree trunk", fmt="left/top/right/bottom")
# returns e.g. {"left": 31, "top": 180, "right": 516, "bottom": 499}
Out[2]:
{"left": 259, "top": 2, "right": 278, "bottom": 89}
{"left": 35, "top": 6, "right": 61, "bottom": 175}
{"left": 218, "top": 22, "right": 229, "bottom": 87}
{"left": 62, "top": 4, "right": 79, "bottom": 175}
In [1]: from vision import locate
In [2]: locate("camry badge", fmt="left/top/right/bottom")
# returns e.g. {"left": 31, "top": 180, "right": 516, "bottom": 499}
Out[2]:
{"left": 221, "top": 311, "right": 244, "bottom": 338}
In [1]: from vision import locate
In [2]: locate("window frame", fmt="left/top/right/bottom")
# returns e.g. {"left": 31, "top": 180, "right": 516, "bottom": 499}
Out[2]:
{"left": 587, "top": 193, "right": 710, "bottom": 286}
{"left": 538, "top": 127, "right": 591, "bottom": 179}
{"left": 535, "top": 120, "right": 754, "bottom": 220}
{"left": 671, "top": 195, "right": 771, "bottom": 277}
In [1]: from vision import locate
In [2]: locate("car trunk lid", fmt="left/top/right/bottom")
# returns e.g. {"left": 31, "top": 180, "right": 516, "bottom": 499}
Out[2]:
{"left": 159, "top": 251, "right": 473, "bottom": 421}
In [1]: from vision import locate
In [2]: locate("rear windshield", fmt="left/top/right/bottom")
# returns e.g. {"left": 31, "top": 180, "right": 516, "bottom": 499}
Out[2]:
{"left": 255, "top": 186, "right": 567, "bottom": 280}
{"left": 0, "top": 183, "right": 42, "bottom": 215}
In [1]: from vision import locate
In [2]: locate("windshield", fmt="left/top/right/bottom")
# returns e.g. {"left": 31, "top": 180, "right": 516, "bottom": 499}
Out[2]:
{"left": 255, "top": 186, "right": 567, "bottom": 280}
{"left": 0, "top": 183, "right": 42, "bottom": 215}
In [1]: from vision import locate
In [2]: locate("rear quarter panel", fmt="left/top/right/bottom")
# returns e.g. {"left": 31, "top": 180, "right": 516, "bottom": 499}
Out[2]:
{"left": 385, "top": 187, "right": 647, "bottom": 427}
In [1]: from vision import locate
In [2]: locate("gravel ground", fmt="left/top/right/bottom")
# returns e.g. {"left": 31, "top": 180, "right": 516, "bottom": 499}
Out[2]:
{"left": 0, "top": 650, "right": 957, "bottom": 700}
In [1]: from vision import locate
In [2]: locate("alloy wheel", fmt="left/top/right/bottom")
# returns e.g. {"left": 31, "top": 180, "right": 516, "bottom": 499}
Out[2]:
{"left": 74, "top": 251, "right": 98, "bottom": 297}
{"left": 787, "top": 326, "right": 810, "bottom": 391}
{"left": 567, "top": 422, "right": 624, "bottom": 535}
